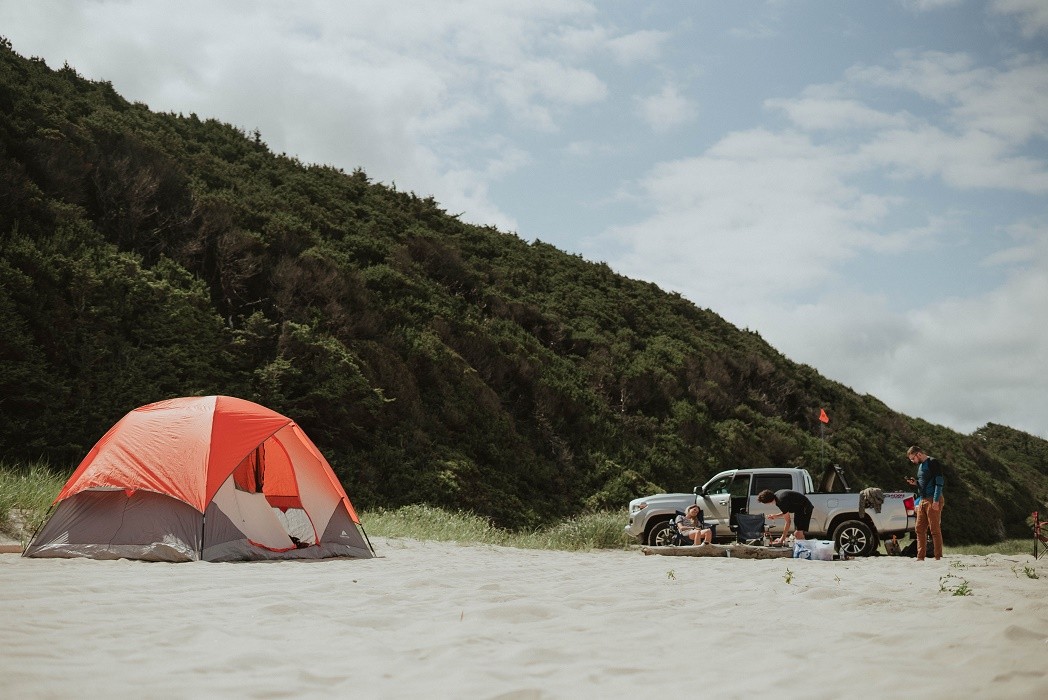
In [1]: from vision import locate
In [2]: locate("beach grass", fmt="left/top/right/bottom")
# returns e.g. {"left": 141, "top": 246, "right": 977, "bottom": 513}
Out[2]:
{"left": 0, "top": 461, "right": 65, "bottom": 541}
{"left": 941, "top": 539, "right": 1037, "bottom": 556}
{"left": 360, "top": 504, "right": 634, "bottom": 551}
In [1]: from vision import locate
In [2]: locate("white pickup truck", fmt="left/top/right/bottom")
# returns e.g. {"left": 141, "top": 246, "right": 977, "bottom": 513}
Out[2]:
{"left": 625, "top": 466, "right": 915, "bottom": 557}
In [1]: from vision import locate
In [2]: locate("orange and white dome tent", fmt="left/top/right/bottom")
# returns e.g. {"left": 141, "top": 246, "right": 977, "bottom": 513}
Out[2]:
{"left": 25, "top": 396, "right": 373, "bottom": 562}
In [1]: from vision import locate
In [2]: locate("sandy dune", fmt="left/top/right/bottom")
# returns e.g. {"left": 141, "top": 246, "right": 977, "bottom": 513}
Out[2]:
{"left": 2, "top": 538, "right": 1046, "bottom": 698}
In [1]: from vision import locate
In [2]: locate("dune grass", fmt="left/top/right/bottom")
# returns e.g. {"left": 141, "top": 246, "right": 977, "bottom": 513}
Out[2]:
{"left": 0, "top": 461, "right": 66, "bottom": 542}
{"left": 942, "top": 540, "right": 1039, "bottom": 556}
{"left": 360, "top": 504, "right": 634, "bottom": 551}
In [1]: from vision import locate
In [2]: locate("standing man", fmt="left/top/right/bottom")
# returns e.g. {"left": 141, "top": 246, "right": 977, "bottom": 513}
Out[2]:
{"left": 757, "top": 489, "right": 814, "bottom": 545}
{"left": 905, "top": 445, "right": 945, "bottom": 561}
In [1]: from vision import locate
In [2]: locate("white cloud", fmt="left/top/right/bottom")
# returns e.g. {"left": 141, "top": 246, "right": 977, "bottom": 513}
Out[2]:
{"left": 849, "top": 51, "right": 1048, "bottom": 144}
{"left": 555, "top": 25, "right": 612, "bottom": 55}
{"left": 766, "top": 94, "right": 911, "bottom": 131}
{"left": 858, "top": 126, "right": 1048, "bottom": 192}
{"left": 770, "top": 51, "right": 1048, "bottom": 192}
{"left": 951, "top": 56, "right": 1048, "bottom": 143}
{"left": 565, "top": 140, "right": 616, "bottom": 158}
{"left": 495, "top": 59, "right": 607, "bottom": 131}
{"left": 729, "top": 21, "right": 778, "bottom": 40}
{"left": 606, "top": 29, "right": 670, "bottom": 64}
{"left": 603, "top": 129, "right": 894, "bottom": 317}
{"left": 984, "top": 218, "right": 1048, "bottom": 266}
{"left": 900, "top": 0, "right": 966, "bottom": 11}
{"left": 991, "top": 0, "right": 1048, "bottom": 37}
{"left": 635, "top": 83, "right": 697, "bottom": 132}
{"left": 554, "top": 26, "right": 668, "bottom": 64}
{"left": 847, "top": 50, "right": 982, "bottom": 103}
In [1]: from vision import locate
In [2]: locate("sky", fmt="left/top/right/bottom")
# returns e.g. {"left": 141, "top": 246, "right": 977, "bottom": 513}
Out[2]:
{"left": 2, "top": 0, "right": 1046, "bottom": 440}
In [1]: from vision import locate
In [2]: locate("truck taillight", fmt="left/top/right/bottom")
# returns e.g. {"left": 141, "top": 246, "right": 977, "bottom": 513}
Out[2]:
{"left": 903, "top": 496, "right": 915, "bottom": 516}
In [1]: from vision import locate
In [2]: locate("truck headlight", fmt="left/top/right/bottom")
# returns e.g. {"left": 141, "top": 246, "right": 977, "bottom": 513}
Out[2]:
{"left": 630, "top": 502, "right": 648, "bottom": 515}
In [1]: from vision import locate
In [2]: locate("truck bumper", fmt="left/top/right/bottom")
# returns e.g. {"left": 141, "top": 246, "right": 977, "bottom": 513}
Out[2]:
{"left": 624, "top": 517, "right": 644, "bottom": 541}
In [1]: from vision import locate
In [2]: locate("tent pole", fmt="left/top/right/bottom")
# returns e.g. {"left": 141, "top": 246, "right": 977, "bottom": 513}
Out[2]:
{"left": 359, "top": 522, "right": 376, "bottom": 555}
{"left": 199, "top": 512, "right": 206, "bottom": 561}
{"left": 21, "top": 502, "right": 57, "bottom": 557}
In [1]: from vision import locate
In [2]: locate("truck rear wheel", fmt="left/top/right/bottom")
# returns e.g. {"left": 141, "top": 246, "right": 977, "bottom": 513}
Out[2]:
{"left": 833, "top": 520, "right": 875, "bottom": 557}
{"left": 647, "top": 519, "right": 676, "bottom": 547}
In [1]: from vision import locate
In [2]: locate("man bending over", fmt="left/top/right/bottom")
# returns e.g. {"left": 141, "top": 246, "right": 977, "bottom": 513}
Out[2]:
{"left": 757, "top": 489, "right": 814, "bottom": 545}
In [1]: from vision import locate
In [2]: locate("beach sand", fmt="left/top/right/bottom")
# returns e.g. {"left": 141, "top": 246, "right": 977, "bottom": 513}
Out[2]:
{"left": 2, "top": 538, "right": 1046, "bottom": 698}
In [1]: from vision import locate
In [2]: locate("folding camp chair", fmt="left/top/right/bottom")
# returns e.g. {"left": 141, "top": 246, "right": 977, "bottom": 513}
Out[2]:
{"left": 734, "top": 513, "right": 766, "bottom": 545}
{"left": 667, "top": 511, "right": 694, "bottom": 546}
{"left": 668, "top": 510, "right": 718, "bottom": 546}
{"left": 1034, "top": 511, "right": 1047, "bottom": 560}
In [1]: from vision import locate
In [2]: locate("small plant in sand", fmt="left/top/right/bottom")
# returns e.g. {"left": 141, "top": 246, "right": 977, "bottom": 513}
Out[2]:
{"left": 666, "top": 569, "right": 676, "bottom": 580}
{"left": 949, "top": 560, "right": 968, "bottom": 570}
{"left": 1012, "top": 564, "right": 1039, "bottom": 579}
{"left": 783, "top": 567, "right": 793, "bottom": 584}
{"left": 939, "top": 573, "right": 973, "bottom": 596}
{"left": 834, "top": 574, "right": 841, "bottom": 585}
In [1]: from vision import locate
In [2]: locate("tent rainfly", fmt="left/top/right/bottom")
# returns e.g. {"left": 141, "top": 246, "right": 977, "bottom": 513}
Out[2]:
{"left": 24, "top": 395, "right": 373, "bottom": 562}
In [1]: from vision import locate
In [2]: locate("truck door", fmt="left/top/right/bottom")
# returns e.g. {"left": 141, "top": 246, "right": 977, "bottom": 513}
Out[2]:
{"left": 698, "top": 472, "right": 736, "bottom": 529}
{"left": 749, "top": 473, "right": 794, "bottom": 538}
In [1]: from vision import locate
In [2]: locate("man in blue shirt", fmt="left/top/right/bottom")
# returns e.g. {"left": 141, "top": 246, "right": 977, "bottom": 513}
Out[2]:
{"left": 905, "top": 445, "right": 945, "bottom": 561}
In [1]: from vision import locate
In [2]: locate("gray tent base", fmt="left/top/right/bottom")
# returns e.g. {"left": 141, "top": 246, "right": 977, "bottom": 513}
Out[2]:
{"left": 24, "top": 489, "right": 372, "bottom": 562}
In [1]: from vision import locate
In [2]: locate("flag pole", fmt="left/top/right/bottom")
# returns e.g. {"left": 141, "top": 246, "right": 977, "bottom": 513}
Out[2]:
{"left": 818, "top": 408, "right": 829, "bottom": 467}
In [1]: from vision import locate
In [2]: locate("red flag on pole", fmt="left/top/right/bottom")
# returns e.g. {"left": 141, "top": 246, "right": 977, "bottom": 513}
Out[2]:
{"left": 819, "top": 408, "right": 830, "bottom": 424}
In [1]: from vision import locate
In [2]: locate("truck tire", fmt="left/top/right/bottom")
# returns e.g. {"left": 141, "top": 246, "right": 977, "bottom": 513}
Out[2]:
{"left": 647, "top": 519, "right": 676, "bottom": 547}
{"left": 833, "top": 520, "right": 876, "bottom": 557}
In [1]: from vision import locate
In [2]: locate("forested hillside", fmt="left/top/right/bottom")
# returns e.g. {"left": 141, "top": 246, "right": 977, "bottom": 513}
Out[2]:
{"left": 1, "top": 40, "right": 1044, "bottom": 541}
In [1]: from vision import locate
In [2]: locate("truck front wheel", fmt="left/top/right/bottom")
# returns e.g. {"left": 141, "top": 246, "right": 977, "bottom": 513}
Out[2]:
{"left": 833, "top": 520, "right": 876, "bottom": 557}
{"left": 647, "top": 519, "right": 676, "bottom": 547}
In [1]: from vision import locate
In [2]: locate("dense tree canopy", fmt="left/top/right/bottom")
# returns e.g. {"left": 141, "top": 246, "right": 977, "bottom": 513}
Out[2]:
{"left": 1, "top": 40, "right": 1044, "bottom": 541}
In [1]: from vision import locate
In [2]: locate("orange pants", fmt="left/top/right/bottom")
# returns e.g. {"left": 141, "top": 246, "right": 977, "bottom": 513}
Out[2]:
{"left": 915, "top": 497, "right": 944, "bottom": 560}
